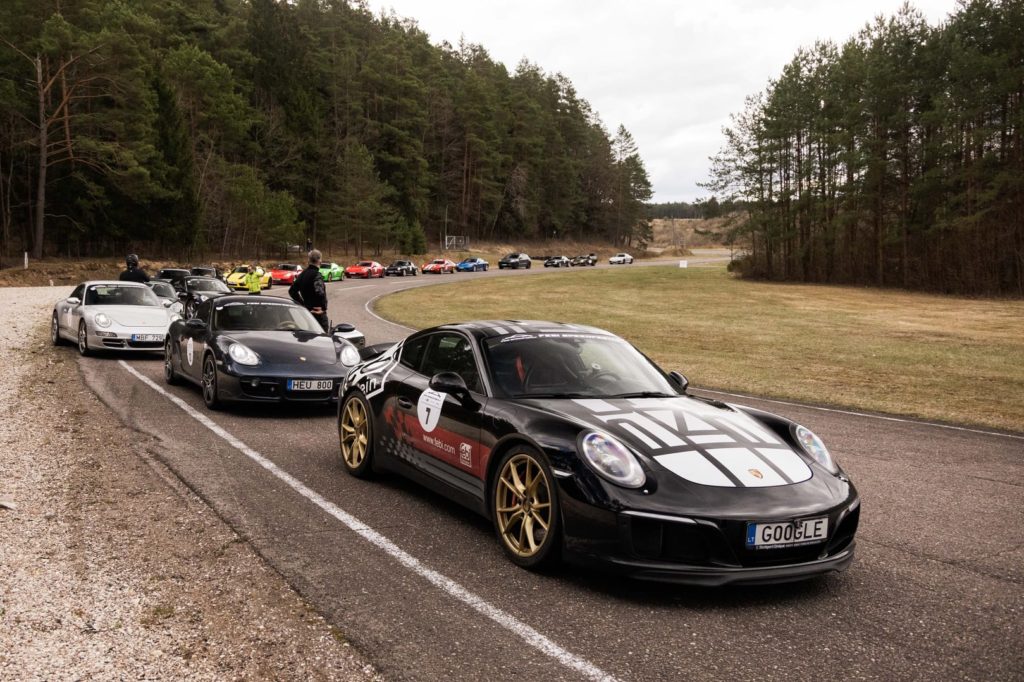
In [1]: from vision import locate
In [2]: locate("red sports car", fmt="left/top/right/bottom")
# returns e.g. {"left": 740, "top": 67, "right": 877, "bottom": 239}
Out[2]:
{"left": 421, "top": 258, "right": 457, "bottom": 274}
{"left": 345, "top": 260, "right": 384, "bottom": 278}
{"left": 269, "top": 263, "right": 303, "bottom": 284}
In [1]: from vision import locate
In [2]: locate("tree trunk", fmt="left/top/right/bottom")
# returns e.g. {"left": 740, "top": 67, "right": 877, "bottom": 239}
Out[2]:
{"left": 33, "top": 55, "right": 46, "bottom": 260}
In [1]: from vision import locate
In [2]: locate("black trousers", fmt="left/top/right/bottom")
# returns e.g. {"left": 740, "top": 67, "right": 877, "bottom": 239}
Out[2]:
{"left": 313, "top": 311, "right": 329, "bottom": 332}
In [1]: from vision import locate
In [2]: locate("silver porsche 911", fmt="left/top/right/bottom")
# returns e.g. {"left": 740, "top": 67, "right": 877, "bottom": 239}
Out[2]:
{"left": 51, "top": 280, "right": 180, "bottom": 356}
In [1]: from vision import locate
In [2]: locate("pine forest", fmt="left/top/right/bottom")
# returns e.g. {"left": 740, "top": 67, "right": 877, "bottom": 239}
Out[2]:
{"left": 0, "top": 0, "right": 653, "bottom": 261}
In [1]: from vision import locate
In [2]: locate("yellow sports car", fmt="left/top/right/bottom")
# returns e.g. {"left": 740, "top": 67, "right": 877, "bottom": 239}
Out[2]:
{"left": 225, "top": 266, "right": 272, "bottom": 290}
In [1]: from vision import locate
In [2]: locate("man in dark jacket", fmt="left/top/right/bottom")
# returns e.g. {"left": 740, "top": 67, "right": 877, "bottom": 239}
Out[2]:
{"left": 289, "top": 249, "right": 329, "bottom": 331}
{"left": 119, "top": 254, "right": 150, "bottom": 283}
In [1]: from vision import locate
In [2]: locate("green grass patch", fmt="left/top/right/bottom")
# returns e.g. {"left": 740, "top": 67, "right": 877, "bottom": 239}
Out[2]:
{"left": 375, "top": 265, "right": 1024, "bottom": 432}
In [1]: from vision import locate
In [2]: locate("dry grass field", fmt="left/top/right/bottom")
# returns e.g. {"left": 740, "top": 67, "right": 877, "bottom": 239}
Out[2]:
{"left": 376, "top": 264, "right": 1024, "bottom": 432}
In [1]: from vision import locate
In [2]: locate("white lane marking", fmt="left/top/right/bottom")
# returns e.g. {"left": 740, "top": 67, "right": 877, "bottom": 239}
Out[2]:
{"left": 694, "top": 388, "right": 1024, "bottom": 441}
{"left": 117, "top": 360, "right": 617, "bottom": 682}
{"left": 364, "top": 289, "right": 416, "bottom": 331}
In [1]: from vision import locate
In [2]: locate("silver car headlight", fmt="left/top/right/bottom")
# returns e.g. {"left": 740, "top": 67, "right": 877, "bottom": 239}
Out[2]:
{"left": 228, "top": 342, "right": 260, "bottom": 366}
{"left": 578, "top": 431, "right": 646, "bottom": 488}
{"left": 794, "top": 425, "right": 838, "bottom": 473}
{"left": 340, "top": 344, "right": 360, "bottom": 367}
{"left": 94, "top": 313, "right": 112, "bottom": 328}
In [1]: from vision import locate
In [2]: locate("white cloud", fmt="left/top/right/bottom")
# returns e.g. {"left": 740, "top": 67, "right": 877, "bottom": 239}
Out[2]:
{"left": 367, "top": 0, "right": 959, "bottom": 201}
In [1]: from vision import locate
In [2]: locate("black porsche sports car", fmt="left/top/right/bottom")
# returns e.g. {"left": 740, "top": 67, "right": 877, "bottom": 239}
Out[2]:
{"left": 164, "top": 295, "right": 363, "bottom": 409}
{"left": 385, "top": 260, "right": 418, "bottom": 277}
{"left": 337, "top": 321, "right": 859, "bottom": 585}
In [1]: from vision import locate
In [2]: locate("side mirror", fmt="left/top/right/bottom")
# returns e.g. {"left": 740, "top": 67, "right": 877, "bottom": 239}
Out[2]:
{"left": 668, "top": 371, "right": 689, "bottom": 394}
{"left": 429, "top": 371, "right": 478, "bottom": 409}
{"left": 162, "top": 300, "right": 173, "bottom": 308}
{"left": 66, "top": 296, "right": 80, "bottom": 305}
{"left": 177, "top": 291, "right": 188, "bottom": 301}
{"left": 186, "top": 318, "right": 207, "bottom": 330}
{"left": 332, "top": 323, "right": 355, "bottom": 334}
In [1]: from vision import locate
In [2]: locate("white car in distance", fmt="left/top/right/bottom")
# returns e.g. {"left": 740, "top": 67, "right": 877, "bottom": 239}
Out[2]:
{"left": 608, "top": 253, "right": 634, "bottom": 264}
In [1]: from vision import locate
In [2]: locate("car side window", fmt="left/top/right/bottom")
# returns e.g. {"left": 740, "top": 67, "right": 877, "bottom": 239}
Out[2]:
{"left": 70, "top": 285, "right": 84, "bottom": 301}
{"left": 197, "top": 300, "right": 212, "bottom": 325}
{"left": 400, "top": 335, "right": 429, "bottom": 372}
{"left": 421, "top": 333, "right": 483, "bottom": 394}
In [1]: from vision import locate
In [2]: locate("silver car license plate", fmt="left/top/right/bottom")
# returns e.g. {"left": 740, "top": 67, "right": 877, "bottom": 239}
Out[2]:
{"left": 131, "top": 334, "right": 163, "bottom": 342}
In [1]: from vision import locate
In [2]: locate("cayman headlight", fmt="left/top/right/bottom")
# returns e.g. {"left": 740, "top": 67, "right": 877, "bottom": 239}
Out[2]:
{"left": 579, "top": 431, "right": 646, "bottom": 488}
{"left": 94, "top": 313, "right": 111, "bottom": 328}
{"left": 340, "top": 344, "right": 360, "bottom": 367}
{"left": 794, "top": 425, "right": 838, "bottom": 473}
{"left": 228, "top": 342, "right": 260, "bottom": 366}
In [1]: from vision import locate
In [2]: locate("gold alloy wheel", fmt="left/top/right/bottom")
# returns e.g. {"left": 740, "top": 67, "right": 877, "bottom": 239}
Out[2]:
{"left": 495, "top": 453, "right": 553, "bottom": 558}
{"left": 340, "top": 396, "right": 369, "bottom": 469}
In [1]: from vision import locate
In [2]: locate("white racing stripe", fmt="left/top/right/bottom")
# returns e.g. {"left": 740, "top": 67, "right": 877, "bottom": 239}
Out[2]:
{"left": 117, "top": 360, "right": 617, "bottom": 682}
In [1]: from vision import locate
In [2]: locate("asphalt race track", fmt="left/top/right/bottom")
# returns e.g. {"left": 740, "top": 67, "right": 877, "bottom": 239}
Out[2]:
{"left": 75, "top": 258, "right": 1023, "bottom": 681}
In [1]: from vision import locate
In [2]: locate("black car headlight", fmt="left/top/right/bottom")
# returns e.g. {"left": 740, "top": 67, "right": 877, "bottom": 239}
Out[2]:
{"left": 793, "top": 424, "right": 838, "bottom": 473}
{"left": 578, "top": 431, "right": 646, "bottom": 488}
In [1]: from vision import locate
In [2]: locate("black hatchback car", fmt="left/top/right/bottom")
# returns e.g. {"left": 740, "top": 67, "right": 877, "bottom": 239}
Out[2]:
{"left": 498, "top": 253, "right": 531, "bottom": 269}
{"left": 385, "top": 260, "right": 418, "bottom": 277}
{"left": 338, "top": 320, "right": 859, "bottom": 585}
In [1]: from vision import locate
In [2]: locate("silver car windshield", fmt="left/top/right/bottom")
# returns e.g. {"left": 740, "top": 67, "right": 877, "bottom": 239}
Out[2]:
{"left": 214, "top": 301, "right": 323, "bottom": 333}
{"left": 85, "top": 285, "right": 161, "bottom": 307}
{"left": 483, "top": 333, "right": 677, "bottom": 398}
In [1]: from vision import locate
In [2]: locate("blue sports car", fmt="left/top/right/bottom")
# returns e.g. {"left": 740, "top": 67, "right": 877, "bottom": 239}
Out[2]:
{"left": 456, "top": 257, "right": 489, "bottom": 272}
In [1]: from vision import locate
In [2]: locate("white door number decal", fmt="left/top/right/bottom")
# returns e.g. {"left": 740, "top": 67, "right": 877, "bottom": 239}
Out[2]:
{"left": 417, "top": 389, "right": 446, "bottom": 433}
{"left": 186, "top": 337, "right": 194, "bottom": 365}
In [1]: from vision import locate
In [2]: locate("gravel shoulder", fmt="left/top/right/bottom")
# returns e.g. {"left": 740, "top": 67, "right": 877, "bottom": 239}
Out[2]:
{"left": 0, "top": 287, "right": 381, "bottom": 680}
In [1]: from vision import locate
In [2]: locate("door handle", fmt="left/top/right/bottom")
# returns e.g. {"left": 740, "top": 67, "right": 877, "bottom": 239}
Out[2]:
{"left": 397, "top": 397, "right": 414, "bottom": 410}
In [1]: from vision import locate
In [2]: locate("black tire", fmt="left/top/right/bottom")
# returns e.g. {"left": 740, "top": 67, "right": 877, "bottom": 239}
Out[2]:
{"left": 77, "top": 321, "right": 91, "bottom": 357}
{"left": 51, "top": 313, "right": 64, "bottom": 346}
{"left": 164, "top": 338, "right": 180, "bottom": 385}
{"left": 339, "top": 391, "right": 374, "bottom": 477}
{"left": 202, "top": 354, "right": 221, "bottom": 409}
{"left": 491, "top": 445, "right": 561, "bottom": 569}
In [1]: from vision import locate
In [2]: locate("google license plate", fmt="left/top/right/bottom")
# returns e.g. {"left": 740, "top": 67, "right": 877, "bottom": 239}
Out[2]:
{"left": 287, "top": 379, "right": 333, "bottom": 391}
{"left": 131, "top": 334, "right": 163, "bottom": 342}
{"left": 746, "top": 517, "right": 829, "bottom": 549}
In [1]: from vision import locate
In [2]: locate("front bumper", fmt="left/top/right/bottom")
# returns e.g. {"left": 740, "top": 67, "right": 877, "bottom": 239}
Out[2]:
{"left": 216, "top": 369, "right": 344, "bottom": 403}
{"left": 557, "top": 483, "right": 860, "bottom": 586}
{"left": 89, "top": 328, "right": 166, "bottom": 351}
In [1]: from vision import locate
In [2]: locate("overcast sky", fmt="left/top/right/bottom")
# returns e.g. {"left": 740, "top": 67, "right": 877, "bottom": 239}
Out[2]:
{"left": 364, "top": 0, "right": 960, "bottom": 202}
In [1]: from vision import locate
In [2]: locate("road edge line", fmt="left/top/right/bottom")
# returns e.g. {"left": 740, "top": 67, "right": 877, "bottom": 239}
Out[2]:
{"left": 117, "top": 360, "right": 618, "bottom": 682}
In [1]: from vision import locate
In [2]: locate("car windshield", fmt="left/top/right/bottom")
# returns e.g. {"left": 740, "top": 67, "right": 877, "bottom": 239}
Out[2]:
{"left": 231, "top": 266, "right": 249, "bottom": 274}
{"left": 431, "top": 259, "right": 445, "bottom": 264}
{"left": 85, "top": 284, "right": 161, "bottom": 307}
{"left": 504, "top": 253, "right": 520, "bottom": 258}
{"left": 158, "top": 269, "right": 188, "bottom": 278}
{"left": 391, "top": 261, "right": 407, "bottom": 267}
{"left": 188, "top": 278, "right": 230, "bottom": 293}
{"left": 149, "top": 282, "right": 176, "bottom": 298}
{"left": 483, "top": 333, "right": 677, "bottom": 399}
{"left": 276, "top": 264, "right": 298, "bottom": 271}
{"left": 357, "top": 262, "right": 373, "bottom": 267}
{"left": 213, "top": 301, "right": 323, "bottom": 333}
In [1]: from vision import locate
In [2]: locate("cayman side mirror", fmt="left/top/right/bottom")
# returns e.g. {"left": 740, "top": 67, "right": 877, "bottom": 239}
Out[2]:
{"left": 331, "top": 323, "right": 355, "bottom": 334}
{"left": 668, "top": 371, "right": 689, "bottom": 394}
{"left": 185, "top": 318, "right": 207, "bottom": 330}
{"left": 66, "top": 297, "right": 80, "bottom": 306}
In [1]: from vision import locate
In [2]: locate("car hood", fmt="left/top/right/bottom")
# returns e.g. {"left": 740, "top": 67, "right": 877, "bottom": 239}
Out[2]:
{"left": 219, "top": 331, "right": 346, "bottom": 370}
{"left": 519, "top": 395, "right": 815, "bottom": 490}
{"left": 91, "top": 305, "right": 172, "bottom": 328}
